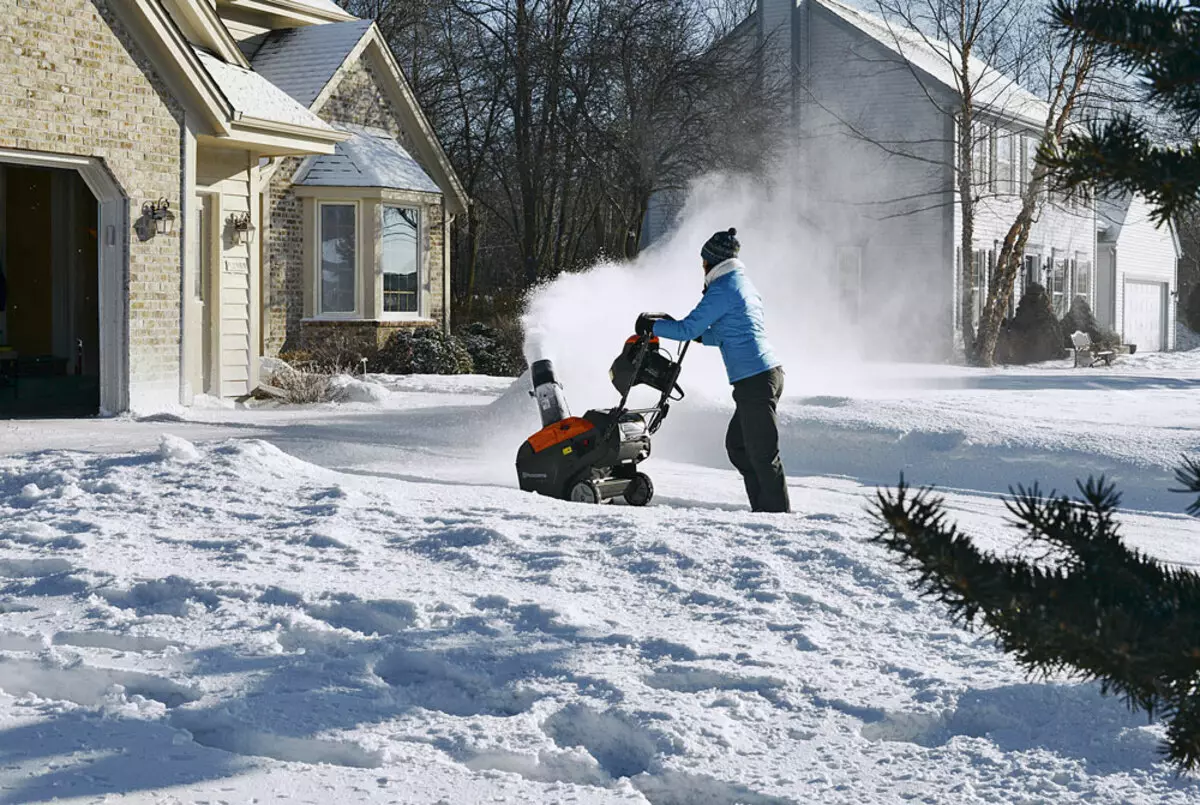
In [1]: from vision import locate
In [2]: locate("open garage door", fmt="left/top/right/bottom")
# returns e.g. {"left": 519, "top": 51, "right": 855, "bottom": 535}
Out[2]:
{"left": 1123, "top": 279, "right": 1167, "bottom": 353}
{"left": 0, "top": 164, "right": 101, "bottom": 417}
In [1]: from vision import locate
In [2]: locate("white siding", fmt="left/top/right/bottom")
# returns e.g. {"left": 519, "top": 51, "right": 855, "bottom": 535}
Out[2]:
{"left": 795, "top": 4, "right": 956, "bottom": 360}
{"left": 1112, "top": 195, "right": 1178, "bottom": 350}
{"left": 969, "top": 134, "right": 1096, "bottom": 320}
{"left": 197, "top": 148, "right": 258, "bottom": 398}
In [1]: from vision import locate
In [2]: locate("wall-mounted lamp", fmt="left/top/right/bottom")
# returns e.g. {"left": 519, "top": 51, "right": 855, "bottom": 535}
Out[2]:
{"left": 228, "top": 211, "right": 256, "bottom": 246}
{"left": 136, "top": 198, "right": 174, "bottom": 241}
{"left": 145, "top": 199, "right": 174, "bottom": 235}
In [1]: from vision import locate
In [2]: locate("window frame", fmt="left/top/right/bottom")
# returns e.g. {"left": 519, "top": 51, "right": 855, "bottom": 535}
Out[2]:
{"left": 315, "top": 200, "right": 361, "bottom": 319}
{"left": 378, "top": 203, "right": 424, "bottom": 321}
{"left": 996, "top": 130, "right": 1015, "bottom": 195}
{"left": 1074, "top": 251, "right": 1092, "bottom": 302}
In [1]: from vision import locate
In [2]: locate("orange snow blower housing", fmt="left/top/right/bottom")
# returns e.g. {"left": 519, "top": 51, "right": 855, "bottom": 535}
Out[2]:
{"left": 515, "top": 326, "right": 689, "bottom": 505}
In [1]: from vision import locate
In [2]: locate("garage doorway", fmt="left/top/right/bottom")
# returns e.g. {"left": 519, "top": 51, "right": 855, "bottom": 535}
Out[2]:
{"left": 1123, "top": 279, "right": 1167, "bottom": 353}
{"left": 0, "top": 164, "right": 102, "bottom": 417}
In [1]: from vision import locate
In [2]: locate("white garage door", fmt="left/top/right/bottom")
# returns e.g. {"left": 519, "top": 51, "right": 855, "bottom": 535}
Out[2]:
{"left": 1123, "top": 280, "right": 1166, "bottom": 352}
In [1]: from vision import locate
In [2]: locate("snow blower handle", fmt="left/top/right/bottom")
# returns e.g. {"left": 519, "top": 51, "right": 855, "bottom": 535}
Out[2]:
{"left": 634, "top": 312, "right": 674, "bottom": 337}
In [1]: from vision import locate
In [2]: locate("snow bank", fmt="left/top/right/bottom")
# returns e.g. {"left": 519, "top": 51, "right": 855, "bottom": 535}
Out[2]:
{"left": 0, "top": 430, "right": 1197, "bottom": 803}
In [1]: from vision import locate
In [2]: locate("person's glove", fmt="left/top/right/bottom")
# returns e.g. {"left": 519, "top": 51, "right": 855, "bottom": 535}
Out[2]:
{"left": 635, "top": 312, "right": 672, "bottom": 336}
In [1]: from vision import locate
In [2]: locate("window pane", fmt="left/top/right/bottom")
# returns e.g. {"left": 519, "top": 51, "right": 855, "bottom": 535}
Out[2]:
{"left": 382, "top": 206, "right": 419, "bottom": 314}
{"left": 997, "top": 132, "right": 1014, "bottom": 194}
{"left": 320, "top": 205, "right": 356, "bottom": 314}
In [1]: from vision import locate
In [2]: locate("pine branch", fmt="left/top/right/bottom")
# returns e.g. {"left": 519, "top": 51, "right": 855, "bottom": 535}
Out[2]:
{"left": 1172, "top": 455, "right": 1200, "bottom": 516}
{"left": 1046, "top": 113, "right": 1200, "bottom": 224}
{"left": 871, "top": 464, "right": 1200, "bottom": 769}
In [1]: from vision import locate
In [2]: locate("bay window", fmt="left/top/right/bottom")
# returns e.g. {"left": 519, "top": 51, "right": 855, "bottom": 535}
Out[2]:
{"left": 303, "top": 192, "right": 434, "bottom": 322}
{"left": 319, "top": 203, "right": 357, "bottom": 315}
{"left": 381, "top": 206, "right": 420, "bottom": 315}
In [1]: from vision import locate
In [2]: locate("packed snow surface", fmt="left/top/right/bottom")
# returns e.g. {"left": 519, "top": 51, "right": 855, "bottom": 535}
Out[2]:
{"left": 1, "top": 351, "right": 1199, "bottom": 804}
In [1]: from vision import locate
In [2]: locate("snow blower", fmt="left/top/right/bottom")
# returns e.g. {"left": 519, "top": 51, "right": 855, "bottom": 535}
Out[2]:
{"left": 516, "top": 318, "right": 690, "bottom": 505}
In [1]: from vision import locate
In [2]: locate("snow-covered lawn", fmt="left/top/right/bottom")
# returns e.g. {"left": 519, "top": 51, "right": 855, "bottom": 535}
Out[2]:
{"left": 1, "top": 351, "right": 1199, "bottom": 804}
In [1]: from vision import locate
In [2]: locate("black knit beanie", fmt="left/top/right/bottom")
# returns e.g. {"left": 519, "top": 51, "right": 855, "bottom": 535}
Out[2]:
{"left": 701, "top": 227, "right": 740, "bottom": 267}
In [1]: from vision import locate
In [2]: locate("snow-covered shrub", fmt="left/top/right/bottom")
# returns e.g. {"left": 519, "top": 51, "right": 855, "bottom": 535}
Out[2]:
{"left": 375, "top": 327, "right": 474, "bottom": 375}
{"left": 1060, "top": 295, "right": 1121, "bottom": 351}
{"left": 455, "top": 321, "right": 526, "bottom": 376}
{"left": 266, "top": 360, "right": 347, "bottom": 404}
{"left": 997, "top": 283, "right": 1067, "bottom": 364}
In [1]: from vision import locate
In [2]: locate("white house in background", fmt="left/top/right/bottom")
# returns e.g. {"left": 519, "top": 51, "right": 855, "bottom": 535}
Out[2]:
{"left": 648, "top": 0, "right": 1178, "bottom": 357}
{"left": 1095, "top": 195, "right": 1181, "bottom": 351}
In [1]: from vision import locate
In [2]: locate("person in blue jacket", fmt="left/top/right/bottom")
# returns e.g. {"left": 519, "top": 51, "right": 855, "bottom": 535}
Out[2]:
{"left": 636, "top": 228, "right": 790, "bottom": 513}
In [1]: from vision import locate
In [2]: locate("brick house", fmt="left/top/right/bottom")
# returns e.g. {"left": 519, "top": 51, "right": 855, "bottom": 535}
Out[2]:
{"left": 0, "top": 0, "right": 467, "bottom": 416}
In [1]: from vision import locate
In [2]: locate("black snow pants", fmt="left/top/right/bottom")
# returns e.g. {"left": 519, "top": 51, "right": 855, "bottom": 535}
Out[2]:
{"left": 725, "top": 366, "right": 790, "bottom": 513}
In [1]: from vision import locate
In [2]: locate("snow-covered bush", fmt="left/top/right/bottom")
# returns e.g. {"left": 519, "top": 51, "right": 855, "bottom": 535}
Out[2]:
{"left": 375, "top": 327, "right": 474, "bottom": 375}
{"left": 455, "top": 321, "right": 526, "bottom": 377}
{"left": 268, "top": 366, "right": 347, "bottom": 404}
{"left": 996, "top": 283, "right": 1066, "bottom": 364}
{"left": 1060, "top": 295, "right": 1121, "bottom": 351}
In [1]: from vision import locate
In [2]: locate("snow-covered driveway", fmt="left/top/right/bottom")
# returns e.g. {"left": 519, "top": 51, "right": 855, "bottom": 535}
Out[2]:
{"left": 1, "top": 356, "right": 1199, "bottom": 804}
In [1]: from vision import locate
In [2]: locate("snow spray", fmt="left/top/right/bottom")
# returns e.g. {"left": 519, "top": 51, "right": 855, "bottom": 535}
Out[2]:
{"left": 520, "top": 171, "right": 900, "bottom": 408}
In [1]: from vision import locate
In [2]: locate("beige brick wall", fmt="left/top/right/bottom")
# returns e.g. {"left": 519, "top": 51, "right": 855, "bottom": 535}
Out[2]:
{"left": 0, "top": 0, "right": 185, "bottom": 401}
{"left": 264, "top": 155, "right": 305, "bottom": 355}
{"left": 264, "top": 52, "right": 448, "bottom": 358}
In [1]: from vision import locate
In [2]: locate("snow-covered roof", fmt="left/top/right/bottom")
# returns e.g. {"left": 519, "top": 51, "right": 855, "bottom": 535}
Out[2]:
{"left": 250, "top": 20, "right": 374, "bottom": 108}
{"left": 195, "top": 49, "right": 335, "bottom": 131}
{"left": 295, "top": 124, "right": 440, "bottom": 193}
{"left": 287, "top": 0, "right": 353, "bottom": 19}
{"left": 1096, "top": 194, "right": 1131, "bottom": 242}
{"left": 813, "top": 0, "right": 1050, "bottom": 127}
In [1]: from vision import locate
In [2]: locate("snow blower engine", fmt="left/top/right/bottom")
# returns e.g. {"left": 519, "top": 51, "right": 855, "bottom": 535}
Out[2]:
{"left": 516, "top": 316, "right": 689, "bottom": 505}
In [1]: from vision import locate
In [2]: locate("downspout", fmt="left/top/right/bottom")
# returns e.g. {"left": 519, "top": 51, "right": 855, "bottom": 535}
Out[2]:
{"left": 443, "top": 205, "right": 454, "bottom": 333}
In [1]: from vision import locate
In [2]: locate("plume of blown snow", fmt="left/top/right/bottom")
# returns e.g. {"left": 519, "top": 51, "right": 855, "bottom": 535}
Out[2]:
{"left": 521, "top": 173, "right": 897, "bottom": 412}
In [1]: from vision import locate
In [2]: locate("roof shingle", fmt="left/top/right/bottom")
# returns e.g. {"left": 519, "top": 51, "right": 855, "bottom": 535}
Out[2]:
{"left": 250, "top": 20, "right": 375, "bottom": 108}
{"left": 195, "top": 49, "right": 335, "bottom": 131}
{"left": 295, "top": 124, "right": 440, "bottom": 193}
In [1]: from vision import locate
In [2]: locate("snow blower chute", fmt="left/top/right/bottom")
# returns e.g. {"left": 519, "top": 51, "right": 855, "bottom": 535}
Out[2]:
{"left": 516, "top": 318, "right": 689, "bottom": 505}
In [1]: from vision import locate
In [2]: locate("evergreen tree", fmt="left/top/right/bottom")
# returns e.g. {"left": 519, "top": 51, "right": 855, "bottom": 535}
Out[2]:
{"left": 1046, "top": 0, "right": 1200, "bottom": 223}
{"left": 870, "top": 459, "right": 1200, "bottom": 769}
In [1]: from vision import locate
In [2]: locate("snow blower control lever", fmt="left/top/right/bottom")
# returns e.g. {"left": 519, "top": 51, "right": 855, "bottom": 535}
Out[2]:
{"left": 515, "top": 315, "right": 690, "bottom": 506}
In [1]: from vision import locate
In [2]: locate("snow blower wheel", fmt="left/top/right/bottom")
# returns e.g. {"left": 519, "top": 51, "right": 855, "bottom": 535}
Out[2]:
{"left": 570, "top": 479, "right": 602, "bottom": 504}
{"left": 623, "top": 472, "right": 654, "bottom": 506}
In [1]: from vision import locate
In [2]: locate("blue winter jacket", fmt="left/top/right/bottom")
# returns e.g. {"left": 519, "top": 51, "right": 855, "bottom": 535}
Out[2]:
{"left": 653, "top": 259, "right": 781, "bottom": 384}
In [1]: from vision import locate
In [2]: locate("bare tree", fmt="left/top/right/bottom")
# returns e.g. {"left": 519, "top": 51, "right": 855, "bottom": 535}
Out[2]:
{"left": 973, "top": 31, "right": 1096, "bottom": 366}
{"left": 347, "top": 0, "right": 787, "bottom": 316}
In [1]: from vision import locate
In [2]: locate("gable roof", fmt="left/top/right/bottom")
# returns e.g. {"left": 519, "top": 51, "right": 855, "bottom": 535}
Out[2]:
{"left": 812, "top": 0, "right": 1050, "bottom": 127}
{"left": 295, "top": 124, "right": 440, "bottom": 193}
{"left": 251, "top": 20, "right": 374, "bottom": 107}
{"left": 196, "top": 49, "right": 335, "bottom": 131}
{"left": 1096, "top": 194, "right": 1131, "bottom": 242}
{"left": 251, "top": 21, "right": 467, "bottom": 214}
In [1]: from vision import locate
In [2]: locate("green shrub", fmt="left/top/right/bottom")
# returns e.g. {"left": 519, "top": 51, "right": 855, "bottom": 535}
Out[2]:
{"left": 455, "top": 321, "right": 527, "bottom": 376}
{"left": 1060, "top": 295, "right": 1121, "bottom": 351}
{"left": 1000, "top": 283, "right": 1067, "bottom": 364}
{"left": 376, "top": 327, "right": 474, "bottom": 375}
